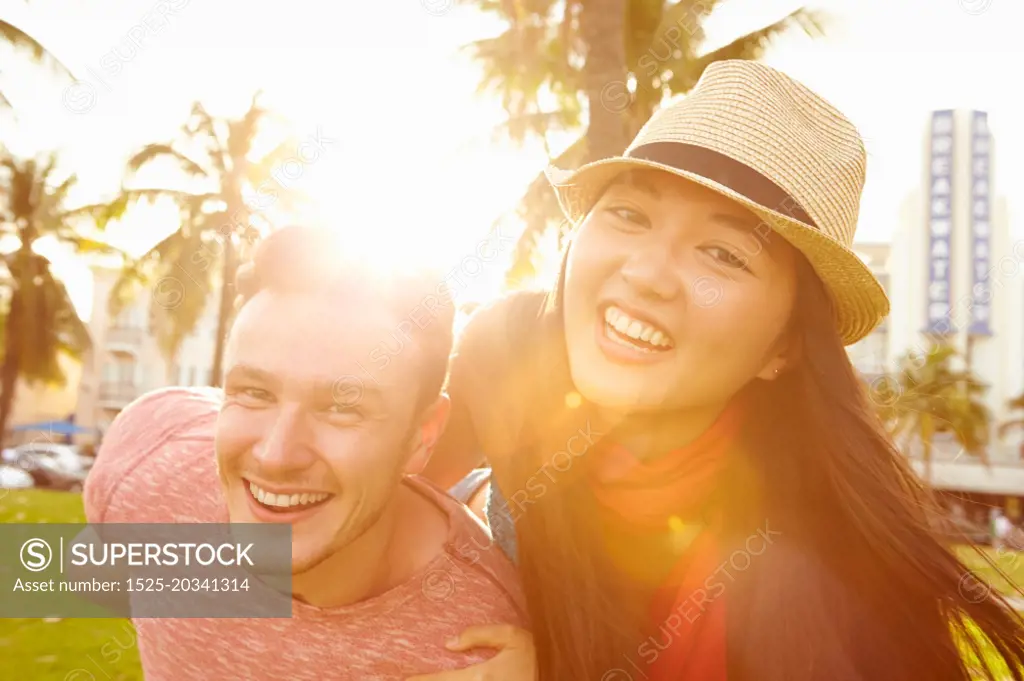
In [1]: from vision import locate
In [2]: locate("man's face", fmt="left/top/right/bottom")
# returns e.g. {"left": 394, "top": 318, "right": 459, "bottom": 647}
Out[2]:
{"left": 215, "top": 289, "right": 445, "bottom": 574}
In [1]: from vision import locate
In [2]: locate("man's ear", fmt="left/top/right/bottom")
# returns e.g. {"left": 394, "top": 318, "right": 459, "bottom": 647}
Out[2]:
{"left": 403, "top": 393, "right": 451, "bottom": 476}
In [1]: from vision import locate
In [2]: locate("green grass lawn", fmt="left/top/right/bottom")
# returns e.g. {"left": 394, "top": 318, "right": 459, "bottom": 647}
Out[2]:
{"left": 0, "top": 489, "right": 143, "bottom": 681}
{"left": 1, "top": 488, "right": 1024, "bottom": 680}
{"left": 959, "top": 545, "right": 1024, "bottom": 601}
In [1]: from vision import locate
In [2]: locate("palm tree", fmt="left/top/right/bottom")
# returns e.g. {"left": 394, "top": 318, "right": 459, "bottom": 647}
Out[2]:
{"left": 998, "top": 392, "right": 1024, "bottom": 442}
{"left": 0, "top": 150, "right": 115, "bottom": 446}
{"left": 0, "top": 15, "right": 74, "bottom": 111}
{"left": 460, "top": 0, "right": 825, "bottom": 283}
{"left": 871, "top": 342, "right": 991, "bottom": 483}
{"left": 107, "top": 93, "right": 309, "bottom": 385}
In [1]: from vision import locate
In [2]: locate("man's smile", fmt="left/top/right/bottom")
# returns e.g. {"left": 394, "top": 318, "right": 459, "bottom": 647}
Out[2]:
{"left": 242, "top": 477, "right": 336, "bottom": 522}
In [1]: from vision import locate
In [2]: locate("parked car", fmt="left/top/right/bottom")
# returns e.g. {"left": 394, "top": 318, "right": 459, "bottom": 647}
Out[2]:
{"left": 10, "top": 443, "right": 90, "bottom": 492}
{"left": 0, "top": 464, "right": 34, "bottom": 489}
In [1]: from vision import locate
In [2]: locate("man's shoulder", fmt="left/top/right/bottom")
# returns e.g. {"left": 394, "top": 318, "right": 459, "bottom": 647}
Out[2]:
{"left": 84, "top": 387, "right": 222, "bottom": 523}
{"left": 409, "top": 477, "right": 526, "bottom": 618}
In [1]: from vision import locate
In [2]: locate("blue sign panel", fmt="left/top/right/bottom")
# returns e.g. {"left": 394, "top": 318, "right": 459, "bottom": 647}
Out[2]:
{"left": 926, "top": 110, "right": 954, "bottom": 334}
{"left": 969, "top": 111, "right": 993, "bottom": 336}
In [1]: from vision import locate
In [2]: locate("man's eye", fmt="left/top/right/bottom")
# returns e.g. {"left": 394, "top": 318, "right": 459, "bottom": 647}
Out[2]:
{"left": 233, "top": 387, "right": 273, "bottom": 403}
{"left": 322, "top": 403, "right": 363, "bottom": 424}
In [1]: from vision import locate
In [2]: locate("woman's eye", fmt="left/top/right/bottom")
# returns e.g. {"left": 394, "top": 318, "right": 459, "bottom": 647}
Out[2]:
{"left": 607, "top": 206, "right": 650, "bottom": 229}
{"left": 704, "top": 246, "right": 750, "bottom": 271}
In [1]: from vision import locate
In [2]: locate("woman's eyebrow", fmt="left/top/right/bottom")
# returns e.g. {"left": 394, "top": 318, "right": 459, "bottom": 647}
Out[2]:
{"left": 709, "top": 212, "right": 778, "bottom": 261}
{"left": 609, "top": 172, "right": 663, "bottom": 199}
{"left": 710, "top": 212, "right": 762, "bottom": 234}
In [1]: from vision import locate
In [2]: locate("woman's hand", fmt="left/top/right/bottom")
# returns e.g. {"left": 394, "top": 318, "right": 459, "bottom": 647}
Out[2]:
{"left": 405, "top": 624, "right": 537, "bottom": 681}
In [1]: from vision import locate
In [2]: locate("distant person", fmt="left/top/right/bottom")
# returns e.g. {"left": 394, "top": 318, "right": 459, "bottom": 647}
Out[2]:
{"left": 994, "top": 510, "right": 1014, "bottom": 550}
{"left": 84, "top": 226, "right": 525, "bottom": 680}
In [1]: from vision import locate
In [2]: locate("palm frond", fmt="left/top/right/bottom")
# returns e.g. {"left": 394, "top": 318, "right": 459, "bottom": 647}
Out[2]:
{"left": 60, "top": 235, "right": 127, "bottom": 257}
{"left": 669, "top": 9, "right": 826, "bottom": 91}
{"left": 999, "top": 419, "right": 1024, "bottom": 439}
{"left": 877, "top": 341, "right": 992, "bottom": 466}
{"left": 245, "top": 138, "right": 296, "bottom": 188}
{"left": 107, "top": 229, "right": 189, "bottom": 317}
{"left": 3, "top": 250, "right": 90, "bottom": 386}
{"left": 504, "top": 135, "right": 587, "bottom": 284}
{"left": 147, "top": 229, "right": 217, "bottom": 361}
{"left": 127, "top": 144, "right": 211, "bottom": 178}
{"left": 183, "top": 102, "right": 229, "bottom": 175}
{"left": 0, "top": 19, "right": 74, "bottom": 77}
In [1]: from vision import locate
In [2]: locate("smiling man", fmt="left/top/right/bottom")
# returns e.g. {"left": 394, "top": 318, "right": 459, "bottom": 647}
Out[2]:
{"left": 83, "top": 225, "right": 525, "bottom": 680}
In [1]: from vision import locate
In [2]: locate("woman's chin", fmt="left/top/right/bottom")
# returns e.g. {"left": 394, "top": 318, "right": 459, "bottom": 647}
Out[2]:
{"left": 572, "top": 374, "right": 664, "bottom": 414}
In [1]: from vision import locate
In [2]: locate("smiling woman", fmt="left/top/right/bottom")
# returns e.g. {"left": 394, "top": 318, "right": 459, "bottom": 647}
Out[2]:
{"left": 422, "top": 60, "right": 1024, "bottom": 681}
{"left": 562, "top": 168, "right": 800, "bottom": 416}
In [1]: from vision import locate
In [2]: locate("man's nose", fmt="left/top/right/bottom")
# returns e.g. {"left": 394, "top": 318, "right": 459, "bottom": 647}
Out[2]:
{"left": 252, "top": 407, "right": 317, "bottom": 473}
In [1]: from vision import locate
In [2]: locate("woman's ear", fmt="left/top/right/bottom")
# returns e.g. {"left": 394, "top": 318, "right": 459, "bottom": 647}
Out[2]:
{"left": 757, "top": 328, "right": 803, "bottom": 381}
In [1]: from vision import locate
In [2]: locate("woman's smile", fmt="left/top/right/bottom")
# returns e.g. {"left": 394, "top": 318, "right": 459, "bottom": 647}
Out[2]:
{"left": 595, "top": 303, "right": 677, "bottom": 365}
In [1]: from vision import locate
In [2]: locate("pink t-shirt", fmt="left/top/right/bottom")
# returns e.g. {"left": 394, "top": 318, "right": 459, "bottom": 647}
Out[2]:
{"left": 84, "top": 387, "right": 526, "bottom": 681}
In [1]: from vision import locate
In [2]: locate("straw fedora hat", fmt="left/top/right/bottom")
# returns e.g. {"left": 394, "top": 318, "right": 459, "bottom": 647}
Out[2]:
{"left": 545, "top": 59, "right": 889, "bottom": 346}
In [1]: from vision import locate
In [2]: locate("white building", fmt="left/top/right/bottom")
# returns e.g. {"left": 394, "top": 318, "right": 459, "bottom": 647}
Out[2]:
{"left": 847, "top": 242, "right": 891, "bottom": 378}
{"left": 75, "top": 265, "right": 221, "bottom": 439}
{"left": 849, "top": 109, "right": 1024, "bottom": 509}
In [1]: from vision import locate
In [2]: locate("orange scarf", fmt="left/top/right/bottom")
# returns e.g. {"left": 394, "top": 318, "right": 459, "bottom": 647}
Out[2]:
{"left": 588, "top": 401, "right": 742, "bottom": 681}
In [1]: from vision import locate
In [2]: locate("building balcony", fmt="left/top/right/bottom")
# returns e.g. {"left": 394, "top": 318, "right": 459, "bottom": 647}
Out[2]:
{"left": 97, "top": 382, "right": 139, "bottom": 409}
{"left": 105, "top": 326, "right": 145, "bottom": 348}
{"left": 902, "top": 439, "right": 1024, "bottom": 495}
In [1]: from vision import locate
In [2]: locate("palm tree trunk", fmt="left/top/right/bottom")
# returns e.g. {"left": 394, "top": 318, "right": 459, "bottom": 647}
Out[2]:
{"left": 580, "top": 0, "right": 630, "bottom": 161}
{"left": 921, "top": 413, "right": 936, "bottom": 485}
{"left": 209, "top": 236, "right": 237, "bottom": 388}
{"left": 924, "top": 437, "right": 932, "bottom": 485}
{"left": 0, "top": 262, "right": 24, "bottom": 448}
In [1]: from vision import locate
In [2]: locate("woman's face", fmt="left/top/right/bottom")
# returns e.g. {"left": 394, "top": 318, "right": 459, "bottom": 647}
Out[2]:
{"left": 563, "top": 169, "right": 800, "bottom": 415}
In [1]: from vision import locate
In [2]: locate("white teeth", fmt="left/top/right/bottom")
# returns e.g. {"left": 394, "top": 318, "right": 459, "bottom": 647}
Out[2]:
{"left": 602, "top": 305, "right": 674, "bottom": 349}
{"left": 248, "top": 481, "right": 330, "bottom": 509}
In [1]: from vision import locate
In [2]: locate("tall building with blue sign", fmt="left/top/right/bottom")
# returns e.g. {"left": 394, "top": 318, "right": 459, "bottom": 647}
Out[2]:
{"left": 869, "top": 109, "right": 1024, "bottom": 514}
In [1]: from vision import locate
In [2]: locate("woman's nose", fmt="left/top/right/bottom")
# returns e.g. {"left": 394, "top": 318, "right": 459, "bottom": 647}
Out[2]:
{"left": 619, "top": 239, "right": 682, "bottom": 302}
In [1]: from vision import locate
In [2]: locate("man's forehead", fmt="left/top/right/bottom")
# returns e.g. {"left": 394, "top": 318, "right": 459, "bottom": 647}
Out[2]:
{"left": 235, "top": 289, "right": 406, "bottom": 340}
{"left": 226, "top": 291, "right": 424, "bottom": 388}
{"left": 223, "top": 361, "right": 397, "bottom": 401}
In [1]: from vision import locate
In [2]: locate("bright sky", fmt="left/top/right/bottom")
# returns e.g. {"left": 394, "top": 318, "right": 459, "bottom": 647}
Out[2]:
{"left": 1, "top": 0, "right": 1021, "bottom": 321}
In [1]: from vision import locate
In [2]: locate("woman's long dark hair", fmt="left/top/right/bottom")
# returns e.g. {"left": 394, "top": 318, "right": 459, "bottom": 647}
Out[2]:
{"left": 439, "top": 248, "right": 1024, "bottom": 681}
